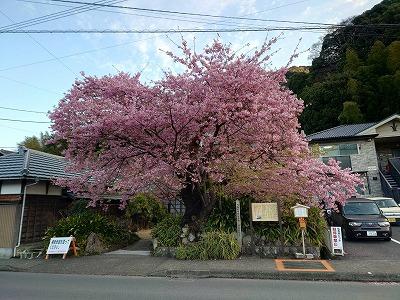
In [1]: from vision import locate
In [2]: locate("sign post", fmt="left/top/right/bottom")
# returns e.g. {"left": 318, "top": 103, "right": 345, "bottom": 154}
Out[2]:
{"left": 291, "top": 204, "right": 311, "bottom": 259}
{"left": 45, "top": 236, "right": 77, "bottom": 259}
{"left": 249, "top": 201, "right": 280, "bottom": 255}
{"left": 235, "top": 199, "right": 242, "bottom": 249}
{"left": 330, "top": 226, "right": 344, "bottom": 256}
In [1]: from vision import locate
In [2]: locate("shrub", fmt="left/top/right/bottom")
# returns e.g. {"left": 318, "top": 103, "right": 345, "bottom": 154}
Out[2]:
{"left": 205, "top": 195, "right": 327, "bottom": 247}
{"left": 204, "top": 196, "right": 250, "bottom": 233}
{"left": 44, "top": 212, "right": 138, "bottom": 252}
{"left": 253, "top": 207, "right": 327, "bottom": 246}
{"left": 67, "top": 199, "right": 90, "bottom": 216}
{"left": 176, "top": 231, "right": 240, "bottom": 260}
{"left": 152, "top": 215, "right": 182, "bottom": 247}
{"left": 126, "top": 193, "right": 167, "bottom": 229}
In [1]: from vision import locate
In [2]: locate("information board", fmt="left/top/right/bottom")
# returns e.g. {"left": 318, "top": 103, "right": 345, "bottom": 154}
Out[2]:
{"left": 330, "top": 227, "right": 344, "bottom": 256}
{"left": 251, "top": 203, "right": 279, "bottom": 222}
{"left": 46, "top": 237, "right": 77, "bottom": 259}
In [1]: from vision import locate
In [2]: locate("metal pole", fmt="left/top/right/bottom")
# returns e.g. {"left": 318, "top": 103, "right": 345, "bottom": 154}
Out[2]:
{"left": 14, "top": 180, "right": 38, "bottom": 257}
{"left": 249, "top": 198, "right": 255, "bottom": 255}
{"left": 301, "top": 228, "right": 306, "bottom": 257}
{"left": 277, "top": 198, "right": 283, "bottom": 255}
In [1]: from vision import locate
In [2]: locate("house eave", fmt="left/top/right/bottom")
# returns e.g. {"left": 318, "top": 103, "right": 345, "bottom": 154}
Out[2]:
{"left": 308, "top": 134, "right": 378, "bottom": 144}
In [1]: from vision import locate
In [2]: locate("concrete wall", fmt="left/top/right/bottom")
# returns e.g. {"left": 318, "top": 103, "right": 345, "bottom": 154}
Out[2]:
{"left": 317, "top": 139, "right": 382, "bottom": 196}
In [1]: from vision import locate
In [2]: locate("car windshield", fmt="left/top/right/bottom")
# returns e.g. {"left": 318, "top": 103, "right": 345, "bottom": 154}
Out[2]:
{"left": 375, "top": 199, "right": 398, "bottom": 208}
{"left": 343, "top": 202, "right": 380, "bottom": 215}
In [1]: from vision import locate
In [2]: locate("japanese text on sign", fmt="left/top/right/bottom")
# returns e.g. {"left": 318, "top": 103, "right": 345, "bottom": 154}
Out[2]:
{"left": 251, "top": 203, "right": 279, "bottom": 222}
{"left": 46, "top": 237, "right": 73, "bottom": 255}
{"left": 330, "top": 227, "right": 344, "bottom": 256}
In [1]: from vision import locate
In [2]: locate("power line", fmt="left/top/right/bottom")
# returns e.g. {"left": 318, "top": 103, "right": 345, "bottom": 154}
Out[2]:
{"left": 18, "top": 0, "right": 310, "bottom": 29}
{"left": 0, "top": 0, "right": 122, "bottom": 31}
{"left": 0, "top": 10, "right": 77, "bottom": 76}
{"left": 0, "top": 36, "right": 158, "bottom": 71}
{"left": 0, "top": 1, "right": 312, "bottom": 72}
{"left": 48, "top": 0, "right": 400, "bottom": 28}
{"left": 0, "top": 75, "right": 59, "bottom": 94}
{"left": 2, "top": 25, "right": 399, "bottom": 34}
{"left": 0, "top": 106, "right": 47, "bottom": 114}
{"left": 17, "top": 0, "right": 266, "bottom": 28}
{"left": 0, "top": 118, "right": 50, "bottom": 124}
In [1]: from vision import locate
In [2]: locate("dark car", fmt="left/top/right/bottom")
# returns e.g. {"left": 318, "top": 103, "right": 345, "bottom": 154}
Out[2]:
{"left": 331, "top": 198, "right": 392, "bottom": 241}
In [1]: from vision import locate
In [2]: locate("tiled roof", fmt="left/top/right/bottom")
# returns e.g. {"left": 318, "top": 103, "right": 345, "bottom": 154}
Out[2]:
{"left": 0, "top": 147, "right": 73, "bottom": 180}
{"left": 307, "top": 123, "right": 377, "bottom": 142}
{"left": 0, "top": 149, "right": 14, "bottom": 156}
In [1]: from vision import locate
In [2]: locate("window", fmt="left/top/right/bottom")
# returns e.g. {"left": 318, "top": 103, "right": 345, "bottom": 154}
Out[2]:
{"left": 319, "top": 144, "right": 358, "bottom": 156}
{"left": 343, "top": 202, "right": 380, "bottom": 215}
{"left": 355, "top": 172, "right": 370, "bottom": 195}
{"left": 320, "top": 144, "right": 358, "bottom": 170}
{"left": 322, "top": 156, "right": 352, "bottom": 169}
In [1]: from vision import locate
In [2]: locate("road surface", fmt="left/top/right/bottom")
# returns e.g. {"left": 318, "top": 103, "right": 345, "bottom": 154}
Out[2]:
{"left": 0, "top": 272, "right": 399, "bottom": 300}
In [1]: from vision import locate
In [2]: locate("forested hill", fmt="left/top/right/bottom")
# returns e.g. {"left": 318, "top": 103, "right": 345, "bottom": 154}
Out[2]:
{"left": 287, "top": 0, "right": 400, "bottom": 134}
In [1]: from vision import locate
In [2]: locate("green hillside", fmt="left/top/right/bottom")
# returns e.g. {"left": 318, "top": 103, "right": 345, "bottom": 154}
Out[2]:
{"left": 288, "top": 0, "right": 400, "bottom": 134}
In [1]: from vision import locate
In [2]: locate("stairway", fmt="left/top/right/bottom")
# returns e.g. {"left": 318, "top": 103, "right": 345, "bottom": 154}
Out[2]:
{"left": 385, "top": 173, "right": 399, "bottom": 188}
{"left": 384, "top": 173, "right": 399, "bottom": 188}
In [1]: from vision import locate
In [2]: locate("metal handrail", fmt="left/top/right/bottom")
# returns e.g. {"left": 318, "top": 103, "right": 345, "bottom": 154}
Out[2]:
{"left": 389, "top": 158, "right": 400, "bottom": 175}
{"left": 379, "top": 170, "right": 393, "bottom": 187}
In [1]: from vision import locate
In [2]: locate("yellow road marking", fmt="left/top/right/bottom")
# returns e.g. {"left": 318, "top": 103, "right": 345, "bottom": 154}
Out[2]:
{"left": 275, "top": 259, "right": 335, "bottom": 272}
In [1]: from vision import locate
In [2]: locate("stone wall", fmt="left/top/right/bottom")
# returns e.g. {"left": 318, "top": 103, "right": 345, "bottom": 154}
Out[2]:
{"left": 317, "top": 139, "right": 382, "bottom": 196}
{"left": 350, "top": 139, "right": 382, "bottom": 196}
{"left": 241, "top": 234, "right": 320, "bottom": 259}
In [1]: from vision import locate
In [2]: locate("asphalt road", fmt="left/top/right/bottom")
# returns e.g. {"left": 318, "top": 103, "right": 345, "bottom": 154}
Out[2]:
{"left": 343, "top": 225, "right": 400, "bottom": 260}
{"left": 0, "top": 272, "right": 399, "bottom": 300}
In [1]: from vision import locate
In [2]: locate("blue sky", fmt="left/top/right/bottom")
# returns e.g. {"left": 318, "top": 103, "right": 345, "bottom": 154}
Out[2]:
{"left": 0, "top": 0, "right": 381, "bottom": 149}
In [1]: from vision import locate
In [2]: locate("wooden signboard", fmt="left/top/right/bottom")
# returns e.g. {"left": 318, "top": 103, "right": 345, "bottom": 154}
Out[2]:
{"left": 251, "top": 203, "right": 279, "bottom": 222}
{"left": 45, "top": 236, "right": 77, "bottom": 259}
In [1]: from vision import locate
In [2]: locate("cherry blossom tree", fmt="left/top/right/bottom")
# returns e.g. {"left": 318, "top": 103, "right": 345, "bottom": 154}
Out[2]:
{"left": 50, "top": 38, "right": 362, "bottom": 225}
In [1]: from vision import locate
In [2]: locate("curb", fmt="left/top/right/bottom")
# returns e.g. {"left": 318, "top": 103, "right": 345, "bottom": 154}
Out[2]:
{"left": 149, "top": 269, "right": 400, "bottom": 283}
{"left": 0, "top": 265, "right": 24, "bottom": 272}
{"left": 2, "top": 264, "right": 399, "bottom": 283}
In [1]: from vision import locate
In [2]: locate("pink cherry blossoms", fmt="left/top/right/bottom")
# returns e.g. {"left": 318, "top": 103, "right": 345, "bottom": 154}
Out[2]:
{"left": 50, "top": 38, "right": 362, "bottom": 213}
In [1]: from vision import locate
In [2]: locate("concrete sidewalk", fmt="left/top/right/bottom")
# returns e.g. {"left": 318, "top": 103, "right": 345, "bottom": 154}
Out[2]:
{"left": 1, "top": 253, "right": 399, "bottom": 282}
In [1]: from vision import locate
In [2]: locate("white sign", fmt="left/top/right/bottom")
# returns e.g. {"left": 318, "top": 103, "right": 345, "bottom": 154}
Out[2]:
{"left": 46, "top": 237, "right": 73, "bottom": 255}
{"left": 251, "top": 203, "right": 279, "bottom": 222}
{"left": 330, "top": 227, "right": 344, "bottom": 256}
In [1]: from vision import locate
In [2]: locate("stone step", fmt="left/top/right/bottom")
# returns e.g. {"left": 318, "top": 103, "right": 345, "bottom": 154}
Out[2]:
{"left": 104, "top": 250, "right": 151, "bottom": 256}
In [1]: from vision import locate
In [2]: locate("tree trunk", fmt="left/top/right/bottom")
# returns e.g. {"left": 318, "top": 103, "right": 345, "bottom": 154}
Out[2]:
{"left": 181, "top": 182, "right": 203, "bottom": 225}
{"left": 180, "top": 181, "right": 216, "bottom": 231}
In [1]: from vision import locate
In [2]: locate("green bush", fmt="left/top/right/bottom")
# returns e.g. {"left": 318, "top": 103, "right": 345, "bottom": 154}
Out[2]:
{"left": 152, "top": 215, "right": 182, "bottom": 247}
{"left": 126, "top": 193, "right": 167, "bottom": 229}
{"left": 205, "top": 196, "right": 327, "bottom": 247}
{"left": 44, "top": 212, "right": 138, "bottom": 252}
{"left": 67, "top": 199, "right": 90, "bottom": 216}
{"left": 176, "top": 231, "right": 240, "bottom": 260}
{"left": 204, "top": 196, "right": 250, "bottom": 233}
{"left": 253, "top": 207, "right": 327, "bottom": 246}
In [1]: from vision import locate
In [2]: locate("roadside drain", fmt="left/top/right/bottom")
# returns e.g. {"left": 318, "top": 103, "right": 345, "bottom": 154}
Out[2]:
{"left": 275, "top": 259, "right": 335, "bottom": 272}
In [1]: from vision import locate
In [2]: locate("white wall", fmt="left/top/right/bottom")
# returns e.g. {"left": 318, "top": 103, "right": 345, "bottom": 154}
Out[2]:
{"left": 47, "top": 184, "right": 62, "bottom": 196}
{"left": 0, "top": 181, "right": 21, "bottom": 194}
{"left": 376, "top": 122, "right": 400, "bottom": 138}
{"left": 26, "top": 182, "right": 47, "bottom": 195}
